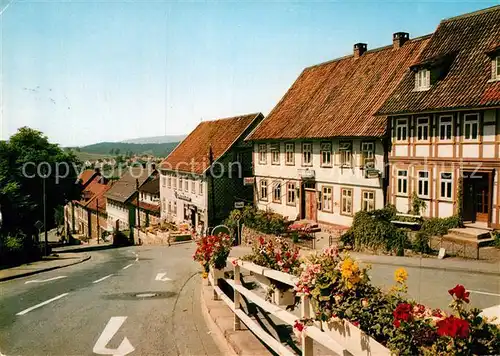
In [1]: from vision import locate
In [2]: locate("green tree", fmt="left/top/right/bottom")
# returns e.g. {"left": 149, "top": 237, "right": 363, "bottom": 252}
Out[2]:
{"left": 109, "top": 148, "right": 115, "bottom": 155}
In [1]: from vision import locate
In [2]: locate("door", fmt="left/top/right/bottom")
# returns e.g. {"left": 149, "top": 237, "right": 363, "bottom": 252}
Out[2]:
{"left": 305, "top": 190, "right": 317, "bottom": 221}
{"left": 475, "top": 175, "right": 489, "bottom": 222}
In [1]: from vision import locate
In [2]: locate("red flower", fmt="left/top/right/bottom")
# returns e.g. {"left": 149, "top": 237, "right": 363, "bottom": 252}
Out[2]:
{"left": 393, "top": 319, "right": 401, "bottom": 328}
{"left": 293, "top": 320, "right": 305, "bottom": 332}
{"left": 448, "top": 284, "right": 470, "bottom": 303}
{"left": 258, "top": 236, "right": 265, "bottom": 245}
{"left": 351, "top": 321, "right": 360, "bottom": 327}
{"left": 393, "top": 303, "right": 412, "bottom": 322}
{"left": 437, "top": 316, "right": 469, "bottom": 339}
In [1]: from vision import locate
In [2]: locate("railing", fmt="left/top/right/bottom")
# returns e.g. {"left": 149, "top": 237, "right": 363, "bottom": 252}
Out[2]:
{"left": 208, "top": 257, "right": 387, "bottom": 356}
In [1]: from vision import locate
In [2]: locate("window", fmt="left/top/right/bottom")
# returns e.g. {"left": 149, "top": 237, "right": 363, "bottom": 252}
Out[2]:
{"left": 361, "top": 141, "right": 375, "bottom": 169}
{"left": 417, "top": 117, "right": 429, "bottom": 141}
{"left": 162, "top": 198, "right": 166, "bottom": 213}
{"left": 260, "top": 180, "right": 268, "bottom": 201}
{"left": 258, "top": 144, "right": 267, "bottom": 164}
{"left": 168, "top": 201, "right": 172, "bottom": 214}
{"left": 341, "top": 188, "right": 353, "bottom": 215}
{"left": 497, "top": 56, "right": 500, "bottom": 78}
{"left": 464, "top": 114, "right": 479, "bottom": 140}
{"left": 285, "top": 143, "right": 295, "bottom": 165}
{"left": 286, "top": 182, "right": 296, "bottom": 205}
{"left": 440, "top": 172, "right": 453, "bottom": 200}
{"left": 273, "top": 182, "right": 281, "bottom": 203}
{"left": 302, "top": 142, "right": 312, "bottom": 166}
{"left": 173, "top": 201, "right": 177, "bottom": 216}
{"left": 415, "top": 69, "right": 430, "bottom": 90}
{"left": 339, "top": 141, "right": 352, "bottom": 167}
{"left": 397, "top": 170, "right": 408, "bottom": 195}
{"left": 439, "top": 116, "right": 453, "bottom": 140}
{"left": 191, "top": 180, "right": 196, "bottom": 194}
{"left": 320, "top": 142, "right": 332, "bottom": 167}
{"left": 167, "top": 176, "right": 171, "bottom": 188}
{"left": 271, "top": 144, "right": 280, "bottom": 165}
{"left": 396, "top": 118, "right": 408, "bottom": 141}
{"left": 173, "top": 177, "right": 177, "bottom": 190}
{"left": 362, "top": 190, "right": 375, "bottom": 212}
{"left": 322, "top": 186, "right": 333, "bottom": 212}
{"left": 184, "top": 178, "right": 189, "bottom": 192}
{"left": 162, "top": 176, "right": 167, "bottom": 188}
{"left": 418, "top": 171, "right": 429, "bottom": 198}
{"left": 179, "top": 177, "right": 182, "bottom": 191}
{"left": 199, "top": 181, "right": 203, "bottom": 195}
{"left": 492, "top": 56, "right": 500, "bottom": 80}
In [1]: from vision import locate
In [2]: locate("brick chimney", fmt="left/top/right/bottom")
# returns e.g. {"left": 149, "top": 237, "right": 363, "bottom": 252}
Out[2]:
{"left": 353, "top": 43, "right": 367, "bottom": 59}
{"left": 393, "top": 32, "right": 409, "bottom": 49}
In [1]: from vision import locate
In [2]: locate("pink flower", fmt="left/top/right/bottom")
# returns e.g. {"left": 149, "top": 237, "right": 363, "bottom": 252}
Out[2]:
{"left": 231, "top": 259, "right": 239, "bottom": 266}
{"left": 361, "top": 298, "right": 369, "bottom": 308}
{"left": 293, "top": 320, "right": 306, "bottom": 339}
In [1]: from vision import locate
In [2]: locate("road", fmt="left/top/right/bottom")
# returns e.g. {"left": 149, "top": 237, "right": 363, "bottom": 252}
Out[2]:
{"left": 0, "top": 243, "right": 220, "bottom": 356}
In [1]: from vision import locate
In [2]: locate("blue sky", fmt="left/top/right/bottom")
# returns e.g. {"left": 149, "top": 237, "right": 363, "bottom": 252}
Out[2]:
{"left": 1, "top": 0, "right": 498, "bottom": 146}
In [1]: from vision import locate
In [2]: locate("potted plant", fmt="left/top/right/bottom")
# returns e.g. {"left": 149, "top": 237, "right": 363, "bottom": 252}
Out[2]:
{"left": 193, "top": 233, "right": 233, "bottom": 284}
{"left": 243, "top": 236, "right": 300, "bottom": 306}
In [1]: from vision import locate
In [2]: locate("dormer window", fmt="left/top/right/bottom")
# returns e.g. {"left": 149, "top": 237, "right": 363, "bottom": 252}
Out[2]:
{"left": 415, "top": 69, "right": 430, "bottom": 91}
{"left": 493, "top": 56, "right": 500, "bottom": 80}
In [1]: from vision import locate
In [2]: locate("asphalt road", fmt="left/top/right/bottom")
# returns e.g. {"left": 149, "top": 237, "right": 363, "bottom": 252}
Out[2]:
{"left": 0, "top": 243, "right": 220, "bottom": 356}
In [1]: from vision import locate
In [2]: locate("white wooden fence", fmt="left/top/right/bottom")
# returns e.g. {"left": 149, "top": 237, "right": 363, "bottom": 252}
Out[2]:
{"left": 208, "top": 257, "right": 390, "bottom": 356}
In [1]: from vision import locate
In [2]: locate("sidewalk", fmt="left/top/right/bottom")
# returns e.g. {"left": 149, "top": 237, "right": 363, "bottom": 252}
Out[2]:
{"left": 230, "top": 245, "right": 500, "bottom": 276}
{"left": 0, "top": 253, "right": 90, "bottom": 282}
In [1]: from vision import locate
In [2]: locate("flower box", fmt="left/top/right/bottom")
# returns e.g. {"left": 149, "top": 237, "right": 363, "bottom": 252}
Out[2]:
{"left": 320, "top": 319, "right": 390, "bottom": 355}
{"left": 254, "top": 273, "right": 294, "bottom": 306}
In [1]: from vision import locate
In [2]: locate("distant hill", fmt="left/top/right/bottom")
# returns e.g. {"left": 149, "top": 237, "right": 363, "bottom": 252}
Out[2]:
{"left": 75, "top": 141, "right": 179, "bottom": 158}
{"left": 122, "top": 135, "right": 186, "bottom": 144}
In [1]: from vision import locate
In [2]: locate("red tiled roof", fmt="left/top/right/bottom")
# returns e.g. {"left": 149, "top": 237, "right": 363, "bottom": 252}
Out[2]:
{"left": 105, "top": 167, "right": 156, "bottom": 203}
{"left": 78, "top": 169, "right": 98, "bottom": 187}
{"left": 132, "top": 198, "right": 160, "bottom": 213}
{"left": 85, "top": 182, "right": 113, "bottom": 213}
{"left": 378, "top": 6, "right": 500, "bottom": 115}
{"left": 160, "top": 113, "right": 263, "bottom": 174}
{"left": 247, "top": 37, "right": 430, "bottom": 140}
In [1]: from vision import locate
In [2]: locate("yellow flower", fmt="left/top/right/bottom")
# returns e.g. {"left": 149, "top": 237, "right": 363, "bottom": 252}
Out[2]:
{"left": 340, "top": 257, "right": 361, "bottom": 289}
{"left": 201, "top": 271, "right": 208, "bottom": 279}
{"left": 394, "top": 268, "right": 408, "bottom": 284}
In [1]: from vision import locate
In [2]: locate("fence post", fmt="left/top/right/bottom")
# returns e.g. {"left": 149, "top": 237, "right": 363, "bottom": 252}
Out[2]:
{"left": 301, "top": 295, "right": 313, "bottom": 356}
{"left": 234, "top": 264, "right": 241, "bottom": 330}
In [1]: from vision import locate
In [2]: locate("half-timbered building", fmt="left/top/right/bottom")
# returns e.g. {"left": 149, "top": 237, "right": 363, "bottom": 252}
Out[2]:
{"left": 378, "top": 6, "right": 500, "bottom": 228}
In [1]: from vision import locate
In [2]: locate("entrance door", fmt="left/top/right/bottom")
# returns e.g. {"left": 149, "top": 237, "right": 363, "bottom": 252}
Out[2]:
{"left": 462, "top": 172, "right": 491, "bottom": 224}
{"left": 305, "top": 190, "right": 317, "bottom": 221}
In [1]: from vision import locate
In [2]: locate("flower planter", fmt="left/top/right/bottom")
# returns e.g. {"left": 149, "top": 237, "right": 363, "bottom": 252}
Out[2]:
{"left": 320, "top": 319, "right": 390, "bottom": 355}
{"left": 210, "top": 266, "right": 224, "bottom": 282}
{"left": 253, "top": 274, "right": 295, "bottom": 306}
{"left": 254, "top": 273, "right": 272, "bottom": 290}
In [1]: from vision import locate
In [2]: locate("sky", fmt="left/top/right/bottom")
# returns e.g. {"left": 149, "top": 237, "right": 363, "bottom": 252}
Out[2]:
{"left": 1, "top": 0, "right": 499, "bottom": 147}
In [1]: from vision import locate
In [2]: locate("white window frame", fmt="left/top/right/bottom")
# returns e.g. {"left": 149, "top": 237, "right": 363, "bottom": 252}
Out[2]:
{"left": 497, "top": 56, "right": 500, "bottom": 78}
{"left": 162, "top": 176, "right": 167, "bottom": 188}
{"left": 440, "top": 172, "right": 453, "bottom": 200}
{"left": 191, "top": 179, "right": 196, "bottom": 194}
{"left": 199, "top": 180, "right": 203, "bottom": 195}
{"left": 362, "top": 190, "right": 375, "bottom": 212}
{"left": 415, "top": 69, "right": 430, "bottom": 91}
{"left": 418, "top": 171, "right": 430, "bottom": 198}
{"left": 464, "top": 113, "right": 479, "bottom": 141}
{"left": 322, "top": 186, "right": 333, "bottom": 212}
{"left": 286, "top": 182, "right": 296, "bottom": 206}
{"left": 173, "top": 177, "right": 177, "bottom": 190}
{"left": 320, "top": 142, "right": 332, "bottom": 167}
{"left": 439, "top": 115, "right": 453, "bottom": 141}
{"left": 361, "top": 141, "right": 375, "bottom": 169}
{"left": 416, "top": 117, "right": 429, "bottom": 141}
{"left": 272, "top": 181, "right": 281, "bottom": 203}
{"left": 340, "top": 188, "right": 353, "bottom": 216}
{"left": 258, "top": 144, "right": 267, "bottom": 165}
{"left": 167, "top": 176, "right": 171, "bottom": 189}
{"left": 302, "top": 142, "right": 312, "bottom": 166}
{"left": 173, "top": 201, "right": 177, "bottom": 216}
{"left": 184, "top": 177, "right": 189, "bottom": 192}
{"left": 397, "top": 170, "right": 408, "bottom": 195}
{"left": 339, "top": 141, "right": 352, "bottom": 167}
{"left": 260, "top": 179, "right": 268, "bottom": 201}
{"left": 285, "top": 143, "right": 295, "bottom": 165}
{"left": 271, "top": 144, "right": 280, "bottom": 165}
{"left": 396, "top": 118, "right": 408, "bottom": 141}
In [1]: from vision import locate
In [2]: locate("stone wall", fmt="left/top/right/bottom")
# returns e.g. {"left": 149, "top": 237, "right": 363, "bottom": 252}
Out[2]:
{"left": 241, "top": 225, "right": 275, "bottom": 246}
{"left": 134, "top": 228, "right": 170, "bottom": 245}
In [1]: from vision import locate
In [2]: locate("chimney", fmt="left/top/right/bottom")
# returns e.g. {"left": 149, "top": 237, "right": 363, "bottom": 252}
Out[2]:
{"left": 94, "top": 167, "right": 101, "bottom": 175}
{"left": 393, "top": 32, "right": 409, "bottom": 49}
{"left": 353, "top": 43, "right": 367, "bottom": 59}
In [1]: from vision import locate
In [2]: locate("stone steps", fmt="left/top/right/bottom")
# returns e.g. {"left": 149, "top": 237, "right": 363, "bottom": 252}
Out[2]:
{"left": 442, "top": 234, "right": 495, "bottom": 248}
{"left": 448, "top": 227, "right": 492, "bottom": 240}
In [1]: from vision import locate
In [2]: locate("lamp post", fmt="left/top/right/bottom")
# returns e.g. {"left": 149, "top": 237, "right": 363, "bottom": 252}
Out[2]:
{"left": 42, "top": 172, "right": 48, "bottom": 256}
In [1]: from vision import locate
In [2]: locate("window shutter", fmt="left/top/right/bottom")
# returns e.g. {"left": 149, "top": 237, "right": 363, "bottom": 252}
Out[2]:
{"left": 493, "top": 59, "right": 497, "bottom": 80}
{"left": 317, "top": 190, "right": 322, "bottom": 211}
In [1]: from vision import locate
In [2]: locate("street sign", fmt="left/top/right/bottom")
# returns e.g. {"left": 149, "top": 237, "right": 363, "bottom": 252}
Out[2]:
{"left": 234, "top": 201, "right": 244, "bottom": 209}
{"left": 212, "top": 225, "right": 231, "bottom": 236}
{"left": 243, "top": 177, "right": 254, "bottom": 186}
{"left": 35, "top": 220, "right": 44, "bottom": 230}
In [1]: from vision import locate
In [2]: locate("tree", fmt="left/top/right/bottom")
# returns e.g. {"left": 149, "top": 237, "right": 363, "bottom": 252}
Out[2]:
{"left": 0, "top": 127, "right": 82, "bottom": 238}
{"left": 109, "top": 148, "right": 114, "bottom": 155}
{"left": 114, "top": 148, "right": 120, "bottom": 155}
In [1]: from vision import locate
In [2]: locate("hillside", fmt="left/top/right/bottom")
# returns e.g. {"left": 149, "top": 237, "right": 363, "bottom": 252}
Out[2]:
{"left": 122, "top": 134, "right": 186, "bottom": 144}
{"left": 76, "top": 141, "right": 179, "bottom": 158}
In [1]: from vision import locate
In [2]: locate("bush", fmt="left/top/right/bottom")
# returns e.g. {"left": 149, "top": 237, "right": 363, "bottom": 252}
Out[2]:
{"left": 420, "top": 216, "right": 460, "bottom": 237}
{"left": 112, "top": 230, "right": 130, "bottom": 246}
{"left": 224, "top": 207, "right": 290, "bottom": 236}
{"left": 341, "top": 206, "right": 410, "bottom": 253}
{"left": 413, "top": 231, "right": 432, "bottom": 253}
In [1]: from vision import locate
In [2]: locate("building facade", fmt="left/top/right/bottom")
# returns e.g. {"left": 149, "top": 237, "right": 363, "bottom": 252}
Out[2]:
{"left": 134, "top": 176, "right": 161, "bottom": 227}
{"left": 247, "top": 33, "right": 429, "bottom": 227}
{"left": 160, "top": 113, "right": 263, "bottom": 232}
{"left": 377, "top": 6, "right": 500, "bottom": 228}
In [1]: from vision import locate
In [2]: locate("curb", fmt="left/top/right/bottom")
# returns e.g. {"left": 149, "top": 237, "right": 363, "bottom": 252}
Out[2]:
{"left": 354, "top": 257, "right": 500, "bottom": 276}
{"left": 200, "top": 282, "right": 238, "bottom": 356}
{"left": 0, "top": 255, "right": 91, "bottom": 282}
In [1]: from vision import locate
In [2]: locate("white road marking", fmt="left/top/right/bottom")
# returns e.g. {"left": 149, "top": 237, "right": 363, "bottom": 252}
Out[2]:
{"left": 93, "top": 316, "right": 135, "bottom": 356}
{"left": 16, "top": 293, "right": 69, "bottom": 316}
{"left": 135, "top": 257, "right": 139, "bottom": 262}
{"left": 155, "top": 272, "right": 172, "bottom": 282}
{"left": 25, "top": 276, "right": 67, "bottom": 284}
{"left": 93, "top": 274, "right": 113, "bottom": 284}
{"left": 122, "top": 264, "right": 133, "bottom": 270}
{"left": 469, "top": 290, "right": 500, "bottom": 297}
{"left": 480, "top": 304, "right": 500, "bottom": 325}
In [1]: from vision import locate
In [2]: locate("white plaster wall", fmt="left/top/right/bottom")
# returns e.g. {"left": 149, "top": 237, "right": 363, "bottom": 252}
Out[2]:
{"left": 483, "top": 125, "right": 496, "bottom": 142}
{"left": 395, "top": 196, "right": 409, "bottom": 214}
{"left": 438, "top": 201, "right": 454, "bottom": 218}
{"left": 462, "top": 145, "right": 480, "bottom": 158}
{"left": 106, "top": 202, "right": 130, "bottom": 230}
{"left": 415, "top": 145, "right": 430, "bottom": 157}
{"left": 394, "top": 145, "right": 408, "bottom": 157}
{"left": 437, "top": 145, "right": 453, "bottom": 157}
{"left": 483, "top": 144, "right": 495, "bottom": 158}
